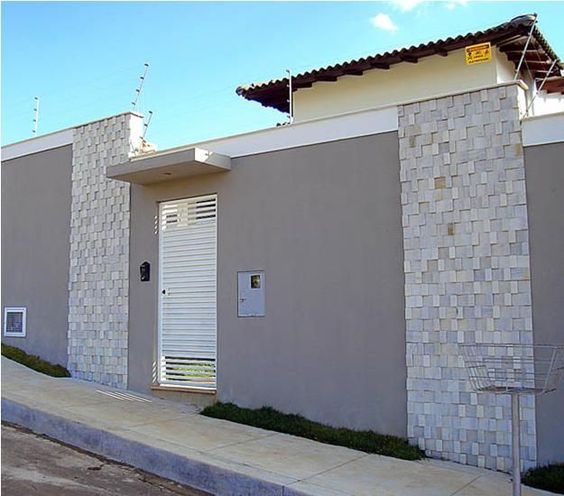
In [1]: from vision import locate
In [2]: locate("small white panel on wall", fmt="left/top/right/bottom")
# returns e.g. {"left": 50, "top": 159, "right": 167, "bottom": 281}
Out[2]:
{"left": 238, "top": 271, "right": 265, "bottom": 317}
{"left": 3, "top": 307, "right": 27, "bottom": 337}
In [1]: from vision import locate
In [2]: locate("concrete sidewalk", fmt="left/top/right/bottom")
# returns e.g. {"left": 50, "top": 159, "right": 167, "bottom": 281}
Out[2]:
{"left": 1, "top": 357, "right": 554, "bottom": 496}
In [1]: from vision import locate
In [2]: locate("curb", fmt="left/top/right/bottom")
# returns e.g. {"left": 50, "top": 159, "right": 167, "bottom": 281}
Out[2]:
{"left": 1, "top": 397, "right": 309, "bottom": 496}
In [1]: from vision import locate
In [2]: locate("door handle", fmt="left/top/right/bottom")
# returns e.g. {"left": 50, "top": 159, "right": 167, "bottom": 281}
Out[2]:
{"left": 162, "top": 289, "right": 167, "bottom": 295}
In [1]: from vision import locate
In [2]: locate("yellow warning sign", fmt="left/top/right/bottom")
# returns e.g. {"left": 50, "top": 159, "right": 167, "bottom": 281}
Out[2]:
{"left": 465, "top": 42, "right": 492, "bottom": 65}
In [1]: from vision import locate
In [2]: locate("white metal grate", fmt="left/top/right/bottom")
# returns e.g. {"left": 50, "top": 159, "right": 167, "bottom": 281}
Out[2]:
{"left": 159, "top": 195, "right": 217, "bottom": 389}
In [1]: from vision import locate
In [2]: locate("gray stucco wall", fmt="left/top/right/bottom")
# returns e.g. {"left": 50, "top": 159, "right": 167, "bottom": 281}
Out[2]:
{"left": 128, "top": 132, "right": 407, "bottom": 436}
{"left": 1, "top": 145, "right": 72, "bottom": 366}
{"left": 525, "top": 141, "right": 564, "bottom": 465}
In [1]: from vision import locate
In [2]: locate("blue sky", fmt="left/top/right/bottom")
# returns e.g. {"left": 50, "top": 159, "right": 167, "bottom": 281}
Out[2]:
{"left": 2, "top": 1, "right": 563, "bottom": 149}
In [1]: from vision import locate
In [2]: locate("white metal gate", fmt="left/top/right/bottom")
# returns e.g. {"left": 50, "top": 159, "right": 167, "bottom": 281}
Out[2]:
{"left": 158, "top": 194, "right": 217, "bottom": 389}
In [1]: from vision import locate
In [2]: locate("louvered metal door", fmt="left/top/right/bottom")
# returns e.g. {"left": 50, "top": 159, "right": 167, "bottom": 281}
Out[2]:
{"left": 158, "top": 194, "right": 217, "bottom": 389}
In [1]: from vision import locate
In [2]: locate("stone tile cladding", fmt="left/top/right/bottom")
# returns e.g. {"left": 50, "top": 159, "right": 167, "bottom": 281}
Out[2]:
{"left": 398, "top": 84, "right": 536, "bottom": 471}
{"left": 68, "top": 113, "right": 143, "bottom": 388}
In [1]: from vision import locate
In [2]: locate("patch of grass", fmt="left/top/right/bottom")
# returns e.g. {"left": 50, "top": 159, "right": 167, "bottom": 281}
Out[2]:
{"left": 523, "top": 464, "right": 564, "bottom": 494}
{"left": 201, "top": 402, "right": 424, "bottom": 461}
{"left": 1, "top": 343, "right": 71, "bottom": 378}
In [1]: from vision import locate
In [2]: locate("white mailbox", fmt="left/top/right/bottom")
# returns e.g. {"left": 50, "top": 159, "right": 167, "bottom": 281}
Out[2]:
{"left": 238, "top": 271, "right": 265, "bottom": 317}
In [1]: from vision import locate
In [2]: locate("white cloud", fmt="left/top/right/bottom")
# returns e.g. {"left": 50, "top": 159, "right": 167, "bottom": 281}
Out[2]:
{"left": 370, "top": 13, "right": 399, "bottom": 32}
{"left": 389, "top": 0, "right": 426, "bottom": 12}
{"left": 446, "top": 0, "right": 468, "bottom": 9}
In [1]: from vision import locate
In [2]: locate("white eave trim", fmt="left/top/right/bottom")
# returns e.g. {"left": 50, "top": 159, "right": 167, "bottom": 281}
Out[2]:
{"left": 1, "top": 111, "right": 142, "bottom": 162}
{"left": 148, "top": 105, "right": 398, "bottom": 161}
{"left": 522, "top": 111, "right": 564, "bottom": 147}
{"left": 1, "top": 129, "right": 74, "bottom": 161}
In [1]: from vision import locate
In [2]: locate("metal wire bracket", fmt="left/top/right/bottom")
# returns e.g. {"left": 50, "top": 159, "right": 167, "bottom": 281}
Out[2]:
{"left": 461, "top": 343, "right": 564, "bottom": 496}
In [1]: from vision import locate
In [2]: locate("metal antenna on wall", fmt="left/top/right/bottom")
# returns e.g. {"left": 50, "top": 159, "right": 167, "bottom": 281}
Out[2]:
{"left": 131, "top": 63, "right": 150, "bottom": 111}
{"left": 286, "top": 69, "right": 294, "bottom": 124}
{"left": 143, "top": 110, "right": 154, "bottom": 139}
{"left": 513, "top": 14, "right": 537, "bottom": 81}
{"left": 525, "top": 59, "right": 558, "bottom": 116}
{"left": 32, "top": 96, "right": 40, "bottom": 136}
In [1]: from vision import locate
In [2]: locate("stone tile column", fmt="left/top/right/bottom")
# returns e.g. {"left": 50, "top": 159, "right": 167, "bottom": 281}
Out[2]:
{"left": 398, "top": 83, "right": 536, "bottom": 471}
{"left": 67, "top": 113, "right": 143, "bottom": 388}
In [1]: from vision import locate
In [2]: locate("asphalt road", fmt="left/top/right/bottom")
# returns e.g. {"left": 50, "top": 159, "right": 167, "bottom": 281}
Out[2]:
{"left": 1, "top": 423, "right": 210, "bottom": 496}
